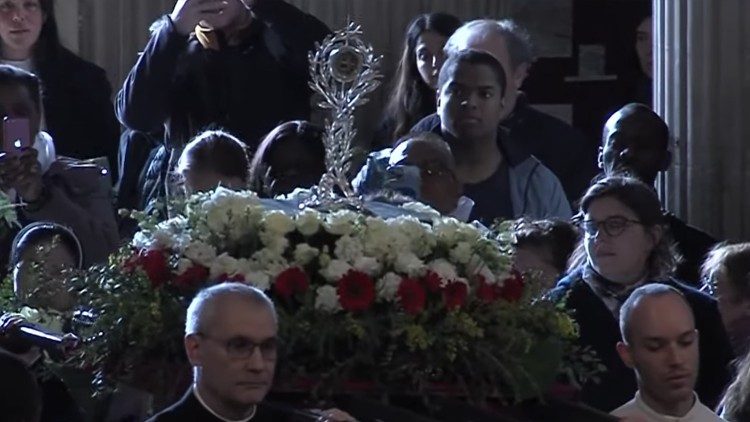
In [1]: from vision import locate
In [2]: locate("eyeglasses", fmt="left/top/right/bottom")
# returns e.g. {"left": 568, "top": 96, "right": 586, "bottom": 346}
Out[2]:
{"left": 580, "top": 216, "right": 643, "bottom": 237}
{"left": 196, "top": 333, "right": 278, "bottom": 361}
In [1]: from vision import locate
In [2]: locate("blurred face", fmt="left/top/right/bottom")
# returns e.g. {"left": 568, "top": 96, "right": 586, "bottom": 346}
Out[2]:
{"left": 514, "top": 246, "right": 560, "bottom": 291}
{"left": 715, "top": 273, "right": 750, "bottom": 354}
{"left": 182, "top": 168, "right": 245, "bottom": 195}
{"left": 0, "top": 83, "right": 40, "bottom": 146}
{"left": 636, "top": 17, "right": 653, "bottom": 78}
{"left": 200, "top": 0, "right": 248, "bottom": 31}
{"left": 617, "top": 294, "right": 699, "bottom": 415}
{"left": 448, "top": 30, "right": 526, "bottom": 118}
{"left": 186, "top": 297, "right": 277, "bottom": 413}
{"left": 263, "top": 137, "right": 325, "bottom": 197}
{"left": 583, "top": 196, "right": 660, "bottom": 285}
{"left": 390, "top": 139, "right": 461, "bottom": 214}
{"left": 0, "top": 0, "right": 43, "bottom": 60}
{"left": 13, "top": 238, "right": 77, "bottom": 312}
{"left": 600, "top": 109, "right": 669, "bottom": 185}
{"left": 415, "top": 30, "right": 448, "bottom": 90}
{"left": 437, "top": 62, "right": 505, "bottom": 143}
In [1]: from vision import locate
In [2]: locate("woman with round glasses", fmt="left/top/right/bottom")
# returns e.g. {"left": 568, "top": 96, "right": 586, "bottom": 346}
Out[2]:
{"left": 549, "top": 175, "right": 733, "bottom": 413}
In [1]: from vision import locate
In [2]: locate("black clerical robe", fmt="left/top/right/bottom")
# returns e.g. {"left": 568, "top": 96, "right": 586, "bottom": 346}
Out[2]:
{"left": 147, "top": 389, "right": 300, "bottom": 422}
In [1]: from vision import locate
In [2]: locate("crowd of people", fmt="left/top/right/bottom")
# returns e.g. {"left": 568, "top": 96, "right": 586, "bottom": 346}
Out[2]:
{"left": 0, "top": 0, "right": 746, "bottom": 421}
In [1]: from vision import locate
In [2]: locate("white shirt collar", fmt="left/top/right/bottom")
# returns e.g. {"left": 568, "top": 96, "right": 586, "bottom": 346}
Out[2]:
{"left": 192, "top": 384, "right": 257, "bottom": 422}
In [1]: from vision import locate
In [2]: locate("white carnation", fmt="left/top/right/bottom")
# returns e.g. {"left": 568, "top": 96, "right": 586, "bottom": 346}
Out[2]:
{"left": 394, "top": 252, "right": 425, "bottom": 277}
{"left": 314, "top": 285, "right": 341, "bottom": 312}
{"left": 262, "top": 211, "right": 295, "bottom": 235}
{"left": 176, "top": 258, "right": 194, "bottom": 275}
{"left": 323, "top": 210, "right": 359, "bottom": 236}
{"left": 244, "top": 271, "right": 271, "bottom": 291}
{"left": 209, "top": 253, "right": 241, "bottom": 279}
{"left": 334, "top": 235, "right": 364, "bottom": 263}
{"left": 320, "top": 259, "right": 352, "bottom": 282}
{"left": 428, "top": 259, "right": 458, "bottom": 282}
{"left": 296, "top": 208, "right": 322, "bottom": 236}
{"left": 251, "top": 248, "right": 287, "bottom": 277}
{"left": 184, "top": 241, "right": 217, "bottom": 267}
{"left": 293, "top": 243, "right": 319, "bottom": 266}
{"left": 131, "top": 231, "right": 151, "bottom": 250}
{"left": 449, "top": 241, "right": 474, "bottom": 265}
{"left": 376, "top": 272, "right": 402, "bottom": 302}
{"left": 353, "top": 256, "right": 381, "bottom": 276}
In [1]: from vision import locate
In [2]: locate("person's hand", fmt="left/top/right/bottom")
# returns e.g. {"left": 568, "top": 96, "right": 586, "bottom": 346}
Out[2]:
{"left": 170, "top": 0, "right": 231, "bottom": 35}
{"left": 0, "top": 313, "right": 25, "bottom": 337}
{"left": 0, "top": 148, "right": 43, "bottom": 202}
{"left": 314, "top": 408, "right": 357, "bottom": 422}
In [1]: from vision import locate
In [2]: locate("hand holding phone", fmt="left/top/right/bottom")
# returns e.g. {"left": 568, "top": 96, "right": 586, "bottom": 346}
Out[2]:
{"left": 3, "top": 117, "right": 31, "bottom": 156}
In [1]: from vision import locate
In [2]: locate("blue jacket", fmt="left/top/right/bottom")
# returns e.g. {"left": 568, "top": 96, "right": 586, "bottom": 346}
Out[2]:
{"left": 549, "top": 267, "right": 734, "bottom": 412}
{"left": 410, "top": 114, "right": 572, "bottom": 220}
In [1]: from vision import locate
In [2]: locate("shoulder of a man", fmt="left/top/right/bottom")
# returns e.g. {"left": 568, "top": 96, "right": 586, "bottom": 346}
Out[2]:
{"left": 610, "top": 397, "right": 638, "bottom": 418}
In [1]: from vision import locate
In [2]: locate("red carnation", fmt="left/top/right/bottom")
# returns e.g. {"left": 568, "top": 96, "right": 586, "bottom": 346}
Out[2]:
{"left": 421, "top": 271, "right": 443, "bottom": 293}
{"left": 140, "top": 249, "right": 171, "bottom": 287}
{"left": 443, "top": 281, "right": 468, "bottom": 310}
{"left": 336, "top": 270, "right": 376, "bottom": 312}
{"left": 476, "top": 276, "right": 500, "bottom": 303}
{"left": 173, "top": 264, "right": 209, "bottom": 289}
{"left": 499, "top": 270, "right": 525, "bottom": 303}
{"left": 273, "top": 267, "right": 309, "bottom": 301}
{"left": 397, "top": 277, "right": 426, "bottom": 315}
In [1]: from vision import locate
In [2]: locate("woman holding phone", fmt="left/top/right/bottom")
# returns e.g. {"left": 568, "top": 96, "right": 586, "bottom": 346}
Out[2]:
{"left": 0, "top": 0, "right": 120, "bottom": 176}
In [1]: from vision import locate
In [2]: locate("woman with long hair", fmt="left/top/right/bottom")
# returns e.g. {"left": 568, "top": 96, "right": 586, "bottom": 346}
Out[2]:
{"left": 373, "top": 12, "right": 461, "bottom": 149}
{"left": 0, "top": 0, "right": 120, "bottom": 174}
{"left": 549, "top": 175, "right": 733, "bottom": 412}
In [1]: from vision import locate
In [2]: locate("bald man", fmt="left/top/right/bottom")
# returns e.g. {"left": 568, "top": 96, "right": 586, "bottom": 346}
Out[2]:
{"left": 599, "top": 103, "right": 717, "bottom": 285}
{"left": 613, "top": 284, "right": 725, "bottom": 421}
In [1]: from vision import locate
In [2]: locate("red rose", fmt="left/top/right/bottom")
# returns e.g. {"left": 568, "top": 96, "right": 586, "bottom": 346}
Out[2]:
{"left": 173, "top": 264, "right": 209, "bottom": 289}
{"left": 336, "top": 270, "right": 376, "bottom": 312}
{"left": 140, "top": 249, "right": 171, "bottom": 287}
{"left": 273, "top": 267, "right": 309, "bottom": 300}
{"left": 499, "top": 270, "right": 524, "bottom": 303}
{"left": 397, "top": 277, "right": 426, "bottom": 315}
{"left": 476, "top": 276, "right": 500, "bottom": 303}
{"left": 443, "top": 281, "right": 468, "bottom": 310}
{"left": 421, "top": 271, "right": 443, "bottom": 293}
{"left": 218, "top": 273, "right": 246, "bottom": 283}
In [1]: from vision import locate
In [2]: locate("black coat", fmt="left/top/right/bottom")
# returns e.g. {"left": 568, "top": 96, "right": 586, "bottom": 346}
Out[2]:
{"left": 37, "top": 47, "right": 121, "bottom": 178}
{"left": 116, "top": 1, "right": 330, "bottom": 205}
{"left": 549, "top": 268, "right": 734, "bottom": 412}
{"left": 668, "top": 213, "right": 718, "bottom": 287}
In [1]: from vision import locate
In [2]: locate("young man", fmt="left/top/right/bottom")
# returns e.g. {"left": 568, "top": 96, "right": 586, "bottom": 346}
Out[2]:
{"left": 613, "top": 283, "right": 725, "bottom": 421}
{"left": 599, "top": 103, "right": 717, "bottom": 286}
{"left": 149, "top": 283, "right": 355, "bottom": 421}
{"left": 117, "top": 0, "right": 330, "bottom": 205}
{"left": 413, "top": 19, "right": 596, "bottom": 205}
{"left": 412, "top": 49, "right": 571, "bottom": 224}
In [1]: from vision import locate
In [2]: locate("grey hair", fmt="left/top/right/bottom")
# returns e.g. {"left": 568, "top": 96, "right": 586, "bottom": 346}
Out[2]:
{"left": 619, "top": 283, "right": 689, "bottom": 343}
{"left": 185, "top": 282, "right": 277, "bottom": 335}
{"left": 443, "top": 19, "right": 534, "bottom": 69}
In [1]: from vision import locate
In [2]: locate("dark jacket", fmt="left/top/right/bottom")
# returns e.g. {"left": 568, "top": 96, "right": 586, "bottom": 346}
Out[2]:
{"left": 503, "top": 94, "right": 596, "bottom": 205}
{"left": 549, "top": 268, "right": 734, "bottom": 412}
{"left": 411, "top": 114, "right": 571, "bottom": 221}
{"left": 117, "top": 1, "right": 329, "bottom": 205}
{"left": 668, "top": 213, "right": 718, "bottom": 286}
{"left": 37, "top": 47, "right": 121, "bottom": 179}
{"left": 148, "top": 389, "right": 307, "bottom": 422}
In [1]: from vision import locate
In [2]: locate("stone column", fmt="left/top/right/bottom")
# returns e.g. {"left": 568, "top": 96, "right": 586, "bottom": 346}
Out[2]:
{"left": 654, "top": 0, "right": 750, "bottom": 239}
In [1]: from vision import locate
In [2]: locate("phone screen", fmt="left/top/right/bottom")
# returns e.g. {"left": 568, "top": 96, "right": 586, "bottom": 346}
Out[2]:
{"left": 3, "top": 117, "right": 31, "bottom": 155}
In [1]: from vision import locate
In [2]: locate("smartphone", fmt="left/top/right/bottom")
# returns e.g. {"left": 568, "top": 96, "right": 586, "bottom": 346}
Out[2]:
{"left": 3, "top": 117, "right": 31, "bottom": 155}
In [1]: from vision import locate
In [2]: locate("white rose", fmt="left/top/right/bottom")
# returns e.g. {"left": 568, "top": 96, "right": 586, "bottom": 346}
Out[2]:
{"left": 376, "top": 272, "right": 402, "bottom": 302}
{"left": 449, "top": 241, "right": 474, "bottom": 265}
{"left": 131, "top": 231, "right": 152, "bottom": 250}
{"left": 393, "top": 252, "right": 425, "bottom": 277}
{"left": 428, "top": 259, "right": 458, "bottom": 282}
{"left": 320, "top": 259, "right": 352, "bottom": 282}
{"left": 334, "top": 235, "right": 364, "bottom": 263}
{"left": 184, "top": 241, "right": 217, "bottom": 267}
{"left": 263, "top": 211, "right": 295, "bottom": 235}
{"left": 296, "top": 208, "right": 322, "bottom": 236}
{"left": 353, "top": 256, "right": 381, "bottom": 276}
{"left": 293, "top": 243, "right": 319, "bottom": 266}
{"left": 315, "top": 285, "right": 341, "bottom": 312}
{"left": 323, "top": 210, "right": 359, "bottom": 236}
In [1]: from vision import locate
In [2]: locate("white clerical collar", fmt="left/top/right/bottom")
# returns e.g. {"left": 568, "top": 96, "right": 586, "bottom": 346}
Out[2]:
{"left": 193, "top": 384, "right": 257, "bottom": 422}
{"left": 634, "top": 390, "right": 702, "bottom": 421}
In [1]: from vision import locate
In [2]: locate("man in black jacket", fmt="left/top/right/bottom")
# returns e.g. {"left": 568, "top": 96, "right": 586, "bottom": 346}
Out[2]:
{"left": 414, "top": 19, "right": 597, "bottom": 205}
{"left": 599, "top": 103, "right": 717, "bottom": 286}
{"left": 116, "top": 0, "right": 329, "bottom": 206}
